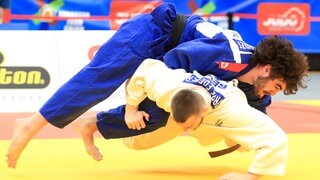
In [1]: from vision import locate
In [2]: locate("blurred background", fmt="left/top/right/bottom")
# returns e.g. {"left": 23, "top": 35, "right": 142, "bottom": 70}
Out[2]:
{"left": 1, "top": 0, "right": 320, "bottom": 67}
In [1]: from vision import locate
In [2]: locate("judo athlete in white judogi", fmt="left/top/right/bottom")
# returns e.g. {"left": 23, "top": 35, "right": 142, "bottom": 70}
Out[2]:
{"left": 74, "top": 59, "right": 288, "bottom": 180}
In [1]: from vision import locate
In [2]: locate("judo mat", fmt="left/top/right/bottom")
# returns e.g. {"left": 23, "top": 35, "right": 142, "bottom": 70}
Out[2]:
{"left": 0, "top": 100, "right": 319, "bottom": 180}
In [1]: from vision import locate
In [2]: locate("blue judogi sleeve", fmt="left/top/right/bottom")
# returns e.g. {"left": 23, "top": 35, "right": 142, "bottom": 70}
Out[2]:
{"left": 164, "top": 34, "right": 253, "bottom": 80}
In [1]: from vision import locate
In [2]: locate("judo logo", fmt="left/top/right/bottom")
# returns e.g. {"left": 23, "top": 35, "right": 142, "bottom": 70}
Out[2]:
{"left": 258, "top": 3, "right": 310, "bottom": 35}
{"left": 215, "top": 119, "right": 223, "bottom": 127}
{"left": 220, "top": 62, "right": 229, "bottom": 69}
{"left": 262, "top": 7, "right": 306, "bottom": 32}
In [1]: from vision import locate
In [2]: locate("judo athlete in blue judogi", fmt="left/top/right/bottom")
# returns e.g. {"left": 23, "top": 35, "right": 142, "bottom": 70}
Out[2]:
{"left": 7, "top": 2, "right": 308, "bottom": 175}
{"left": 40, "top": 3, "right": 268, "bottom": 137}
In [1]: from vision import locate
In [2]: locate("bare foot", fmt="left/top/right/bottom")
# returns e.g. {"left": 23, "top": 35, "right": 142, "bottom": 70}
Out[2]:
{"left": 6, "top": 113, "right": 48, "bottom": 168}
{"left": 73, "top": 116, "right": 103, "bottom": 161}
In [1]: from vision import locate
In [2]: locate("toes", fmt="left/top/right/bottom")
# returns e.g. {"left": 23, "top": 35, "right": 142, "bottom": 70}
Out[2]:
{"left": 94, "top": 153, "right": 103, "bottom": 161}
{"left": 86, "top": 146, "right": 103, "bottom": 161}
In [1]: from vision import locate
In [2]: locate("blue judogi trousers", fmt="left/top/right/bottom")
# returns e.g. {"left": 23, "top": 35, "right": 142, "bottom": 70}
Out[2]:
{"left": 39, "top": 3, "right": 205, "bottom": 138}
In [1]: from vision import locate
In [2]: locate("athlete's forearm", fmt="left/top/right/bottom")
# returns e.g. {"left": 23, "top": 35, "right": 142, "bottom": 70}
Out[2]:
{"left": 125, "top": 104, "right": 138, "bottom": 111}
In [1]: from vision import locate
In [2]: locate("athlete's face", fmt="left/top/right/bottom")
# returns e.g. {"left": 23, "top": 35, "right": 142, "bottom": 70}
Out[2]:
{"left": 253, "top": 76, "right": 286, "bottom": 97}
{"left": 177, "top": 108, "right": 206, "bottom": 132}
{"left": 177, "top": 114, "right": 203, "bottom": 131}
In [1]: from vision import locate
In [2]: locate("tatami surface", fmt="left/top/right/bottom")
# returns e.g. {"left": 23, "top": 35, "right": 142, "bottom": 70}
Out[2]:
{"left": 0, "top": 133, "right": 319, "bottom": 180}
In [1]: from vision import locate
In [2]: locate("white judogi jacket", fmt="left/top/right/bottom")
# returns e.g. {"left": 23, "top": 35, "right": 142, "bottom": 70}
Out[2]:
{"left": 125, "top": 59, "right": 288, "bottom": 176}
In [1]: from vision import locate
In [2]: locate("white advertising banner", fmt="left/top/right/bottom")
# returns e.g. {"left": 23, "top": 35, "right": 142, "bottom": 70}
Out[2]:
{"left": 0, "top": 30, "right": 125, "bottom": 113}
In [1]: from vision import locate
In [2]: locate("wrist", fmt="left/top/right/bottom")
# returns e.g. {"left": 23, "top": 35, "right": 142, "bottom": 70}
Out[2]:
{"left": 126, "top": 104, "right": 138, "bottom": 111}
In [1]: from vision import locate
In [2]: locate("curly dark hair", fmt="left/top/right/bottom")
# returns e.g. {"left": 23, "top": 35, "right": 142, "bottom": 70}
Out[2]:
{"left": 250, "top": 36, "right": 309, "bottom": 95}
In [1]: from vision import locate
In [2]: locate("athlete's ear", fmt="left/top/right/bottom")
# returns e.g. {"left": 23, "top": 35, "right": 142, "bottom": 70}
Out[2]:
{"left": 261, "top": 64, "right": 272, "bottom": 77}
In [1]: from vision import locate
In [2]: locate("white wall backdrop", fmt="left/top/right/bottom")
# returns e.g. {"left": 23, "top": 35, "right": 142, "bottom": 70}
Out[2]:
{"left": 0, "top": 31, "right": 126, "bottom": 112}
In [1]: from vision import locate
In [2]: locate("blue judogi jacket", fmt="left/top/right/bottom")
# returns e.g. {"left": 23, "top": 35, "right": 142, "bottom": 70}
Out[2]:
{"left": 164, "top": 35, "right": 271, "bottom": 114}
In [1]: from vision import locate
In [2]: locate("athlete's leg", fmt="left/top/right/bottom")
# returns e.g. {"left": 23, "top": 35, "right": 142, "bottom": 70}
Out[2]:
{"left": 97, "top": 98, "right": 170, "bottom": 139}
{"left": 73, "top": 115, "right": 103, "bottom": 161}
{"left": 123, "top": 117, "right": 184, "bottom": 150}
{"left": 6, "top": 112, "right": 48, "bottom": 168}
{"left": 74, "top": 98, "right": 170, "bottom": 160}
{"left": 6, "top": 3, "right": 177, "bottom": 169}
{"left": 41, "top": 3, "right": 177, "bottom": 128}
{"left": 96, "top": 97, "right": 182, "bottom": 150}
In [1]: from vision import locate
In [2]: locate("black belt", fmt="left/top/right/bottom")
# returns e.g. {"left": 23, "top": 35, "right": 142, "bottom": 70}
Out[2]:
{"left": 166, "top": 14, "right": 188, "bottom": 51}
{"left": 208, "top": 144, "right": 241, "bottom": 158}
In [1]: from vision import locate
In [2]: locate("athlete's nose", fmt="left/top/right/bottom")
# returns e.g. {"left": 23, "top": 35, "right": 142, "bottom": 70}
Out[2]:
{"left": 270, "top": 89, "right": 280, "bottom": 96}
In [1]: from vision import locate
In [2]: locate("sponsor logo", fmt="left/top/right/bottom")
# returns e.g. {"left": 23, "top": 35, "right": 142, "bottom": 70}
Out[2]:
{"left": 88, "top": 45, "right": 101, "bottom": 60}
{"left": 109, "top": 1, "right": 162, "bottom": 30}
{"left": 258, "top": 3, "right": 310, "bottom": 35}
{"left": 0, "top": 51, "right": 4, "bottom": 64}
{"left": 0, "top": 67, "right": 50, "bottom": 89}
{"left": 39, "top": 4, "right": 56, "bottom": 23}
{"left": 0, "top": 51, "right": 50, "bottom": 89}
